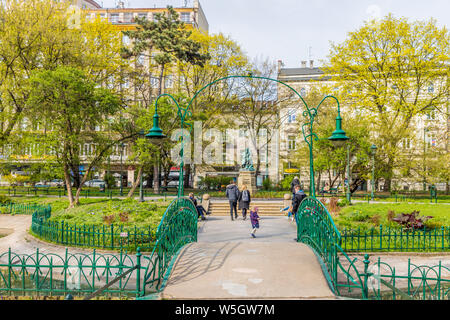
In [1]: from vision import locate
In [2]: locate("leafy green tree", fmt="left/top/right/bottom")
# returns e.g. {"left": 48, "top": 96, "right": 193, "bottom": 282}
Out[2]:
{"left": 27, "top": 66, "right": 124, "bottom": 207}
{"left": 325, "top": 15, "right": 449, "bottom": 191}
{"left": 122, "top": 6, "right": 209, "bottom": 194}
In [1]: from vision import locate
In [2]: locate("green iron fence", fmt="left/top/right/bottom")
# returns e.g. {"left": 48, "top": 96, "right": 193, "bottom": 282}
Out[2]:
{"left": 141, "top": 197, "right": 198, "bottom": 296}
{"left": 0, "top": 202, "right": 51, "bottom": 215}
{"left": 0, "top": 196, "right": 198, "bottom": 298}
{"left": 296, "top": 197, "right": 368, "bottom": 298}
{"left": 341, "top": 226, "right": 450, "bottom": 252}
{"left": 0, "top": 187, "right": 177, "bottom": 199}
{"left": 0, "top": 201, "right": 158, "bottom": 252}
{"left": 296, "top": 197, "right": 450, "bottom": 300}
{"left": 29, "top": 204, "right": 157, "bottom": 252}
{"left": 0, "top": 247, "right": 145, "bottom": 298}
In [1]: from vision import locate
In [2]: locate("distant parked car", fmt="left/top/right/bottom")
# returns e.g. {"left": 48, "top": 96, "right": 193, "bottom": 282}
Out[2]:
{"left": 35, "top": 182, "right": 50, "bottom": 188}
{"left": 49, "top": 179, "right": 64, "bottom": 187}
{"left": 86, "top": 179, "right": 106, "bottom": 188}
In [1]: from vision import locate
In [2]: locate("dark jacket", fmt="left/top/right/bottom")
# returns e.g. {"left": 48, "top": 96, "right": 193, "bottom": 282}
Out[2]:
{"left": 189, "top": 196, "right": 198, "bottom": 206}
{"left": 292, "top": 190, "right": 306, "bottom": 214}
{"left": 238, "top": 189, "right": 251, "bottom": 210}
{"left": 226, "top": 184, "right": 240, "bottom": 202}
{"left": 290, "top": 178, "right": 300, "bottom": 193}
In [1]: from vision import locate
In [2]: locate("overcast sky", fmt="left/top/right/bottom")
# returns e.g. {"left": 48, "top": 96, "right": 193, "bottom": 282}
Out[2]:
{"left": 101, "top": 0, "right": 449, "bottom": 68}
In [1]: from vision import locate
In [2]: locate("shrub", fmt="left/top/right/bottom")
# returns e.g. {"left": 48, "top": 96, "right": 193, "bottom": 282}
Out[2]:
{"left": 391, "top": 210, "right": 433, "bottom": 231}
{"left": 262, "top": 177, "right": 273, "bottom": 191}
{"left": 198, "top": 176, "right": 231, "bottom": 191}
{"left": 328, "top": 197, "right": 340, "bottom": 214}
{"left": 0, "top": 195, "right": 11, "bottom": 204}
{"left": 349, "top": 210, "right": 371, "bottom": 222}
{"left": 338, "top": 199, "right": 351, "bottom": 207}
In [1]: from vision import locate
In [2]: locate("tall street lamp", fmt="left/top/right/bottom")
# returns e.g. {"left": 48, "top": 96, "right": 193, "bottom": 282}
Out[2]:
{"left": 146, "top": 76, "right": 349, "bottom": 200}
{"left": 346, "top": 143, "right": 352, "bottom": 204}
{"left": 423, "top": 127, "right": 429, "bottom": 191}
{"left": 370, "top": 144, "right": 377, "bottom": 201}
{"left": 302, "top": 95, "right": 350, "bottom": 198}
{"left": 120, "top": 143, "right": 124, "bottom": 196}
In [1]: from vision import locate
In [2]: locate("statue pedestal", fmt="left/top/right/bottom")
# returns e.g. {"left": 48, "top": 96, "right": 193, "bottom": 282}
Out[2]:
{"left": 238, "top": 171, "right": 257, "bottom": 196}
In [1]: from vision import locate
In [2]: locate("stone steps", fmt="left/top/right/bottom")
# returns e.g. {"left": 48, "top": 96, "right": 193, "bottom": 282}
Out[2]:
{"left": 208, "top": 200, "right": 286, "bottom": 216}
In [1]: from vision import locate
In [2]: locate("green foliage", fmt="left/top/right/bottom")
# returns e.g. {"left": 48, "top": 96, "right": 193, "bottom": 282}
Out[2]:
{"left": 335, "top": 203, "right": 449, "bottom": 230}
{"left": 198, "top": 176, "right": 231, "bottom": 190}
{"left": 325, "top": 15, "right": 450, "bottom": 190}
{"left": 262, "top": 177, "right": 273, "bottom": 191}
{"left": 48, "top": 198, "right": 166, "bottom": 228}
{"left": 0, "top": 195, "right": 11, "bottom": 204}
{"left": 391, "top": 211, "right": 433, "bottom": 231}
{"left": 104, "top": 173, "right": 116, "bottom": 189}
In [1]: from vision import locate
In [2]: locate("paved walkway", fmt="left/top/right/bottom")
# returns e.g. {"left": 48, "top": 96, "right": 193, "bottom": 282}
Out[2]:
{"left": 161, "top": 215, "right": 336, "bottom": 299}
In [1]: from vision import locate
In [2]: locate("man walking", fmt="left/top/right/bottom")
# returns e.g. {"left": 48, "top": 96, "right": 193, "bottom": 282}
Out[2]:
{"left": 226, "top": 180, "right": 240, "bottom": 221}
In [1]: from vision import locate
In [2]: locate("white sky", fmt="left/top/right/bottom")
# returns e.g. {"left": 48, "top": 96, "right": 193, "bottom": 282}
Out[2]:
{"left": 101, "top": 0, "right": 450, "bottom": 68}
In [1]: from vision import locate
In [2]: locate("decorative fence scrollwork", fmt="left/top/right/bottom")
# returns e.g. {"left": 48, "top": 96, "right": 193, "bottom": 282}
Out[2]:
{"left": 296, "top": 197, "right": 450, "bottom": 300}
{"left": 141, "top": 197, "right": 198, "bottom": 296}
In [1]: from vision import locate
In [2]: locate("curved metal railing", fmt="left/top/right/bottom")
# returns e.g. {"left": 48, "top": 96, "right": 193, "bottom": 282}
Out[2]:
{"left": 296, "top": 197, "right": 367, "bottom": 297}
{"left": 141, "top": 196, "right": 198, "bottom": 296}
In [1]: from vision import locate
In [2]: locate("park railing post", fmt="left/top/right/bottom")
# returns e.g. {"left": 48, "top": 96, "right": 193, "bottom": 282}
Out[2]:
{"left": 136, "top": 247, "right": 141, "bottom": 297}
{"left": 362, "top": 254, "right": 370, "bottom": 299}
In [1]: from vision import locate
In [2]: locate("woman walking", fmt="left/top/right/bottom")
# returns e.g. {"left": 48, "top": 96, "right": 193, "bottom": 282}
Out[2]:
{"left": 238, "top": 184, "right": 251, "bottom": 220}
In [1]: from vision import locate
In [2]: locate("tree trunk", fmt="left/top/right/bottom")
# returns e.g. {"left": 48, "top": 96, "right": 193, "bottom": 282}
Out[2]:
{"left": 184, "top": 164, "right": 191, "bottom": 189}
{"left": 63, "top": 164, "right": 75, "bottom": 208}
{"left": 316, "top": 170, "right": 321, "bottom": 195}
{"left": 127, "top": 166, "right": 143, "bottom": 198}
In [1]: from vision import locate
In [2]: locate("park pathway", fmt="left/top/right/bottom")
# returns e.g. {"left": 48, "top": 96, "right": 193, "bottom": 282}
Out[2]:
{"left": 160, "top": 215, "right": 336, "bottom": 299}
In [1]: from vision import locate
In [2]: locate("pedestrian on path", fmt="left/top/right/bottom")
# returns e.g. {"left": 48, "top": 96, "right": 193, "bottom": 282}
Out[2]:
{"left": 225, "top": 179, "right": 240, "bottom": 221}
{"left": 250, "top": 206, "right": 260, "bottom": 238}
{"left": 238, "top": 184, "right": 251, "bottom": 220}
{"left": 291, "top": 184, "right": 307, "bottom": 222}
{"left": 290, "top": 176, "right": 300, "bottom": 198}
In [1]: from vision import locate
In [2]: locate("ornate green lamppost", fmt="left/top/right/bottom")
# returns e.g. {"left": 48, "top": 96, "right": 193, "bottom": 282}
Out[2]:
{"left": 301, "top": 95, "right": 349, "bottom": 198}
{"left": 146, "top": 76, "right": 349, "bottom": 200}
{"left": 370, "top": 144, "right": 377, "bottom": 201}
{"left": 346, "top": 143, "right": 352, "bottom": 204}
{"left": 145, "top": 94, "right": 188, "bottom": 198}
{"left": 120, "top": 142, "right": 124, "bottom": 196}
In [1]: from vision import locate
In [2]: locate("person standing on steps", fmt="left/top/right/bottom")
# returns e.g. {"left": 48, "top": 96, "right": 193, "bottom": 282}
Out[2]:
{"left": 238, "top": 184, "right": 251, "bottom": 220}
{"left": 226, "top": 179, "right": 240, "bottom": 221}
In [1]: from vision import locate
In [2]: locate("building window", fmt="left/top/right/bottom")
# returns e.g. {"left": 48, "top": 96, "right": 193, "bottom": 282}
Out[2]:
{"left": 137, "top": 54, "right": 145, "bottom": 66}
{"left": 150, "top": 77, "right": 160, "bottom": 88}
{"left": 122, "top": 34, "right": 130, "bottom": 45}
{"left": 287, "top": 136, "right": 296, "bottom": 150}
{"left": 181, "top": 12, "right": 191, "bottom": 23}
{"left": 287, "top": 109, "right": 296, "bottom": 123}
{"left": 165, "top": 75, "right": 173, "bottom": 89}
{"left": 401, "top": 138, "right": 411, "bottom": 149}
{"left": 124, "top": 12, "right": 133, "bottom": 23}
{"left": 426, "top": 107, "right": 436, "bottom": 120}
{"left": 428, "top": 82, "right": 434, "bottom": 93}
{"left": 109, "top": 14, "right": 119, "bottom": 24}
{"left": 300, "top": 88, "right": 306, "bottom": 96}
{"left": 137, "top": 13, "right": 147, "bottom": 20}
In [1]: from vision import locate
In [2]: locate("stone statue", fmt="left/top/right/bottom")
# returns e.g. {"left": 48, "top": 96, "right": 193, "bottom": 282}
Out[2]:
{"left": 241, "top": 148, "right": 255, "bottom": 171}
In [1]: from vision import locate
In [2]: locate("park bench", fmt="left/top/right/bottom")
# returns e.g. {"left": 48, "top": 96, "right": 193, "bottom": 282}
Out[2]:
{"left": 319, "top": 183, "right": 341, "bottom": 196}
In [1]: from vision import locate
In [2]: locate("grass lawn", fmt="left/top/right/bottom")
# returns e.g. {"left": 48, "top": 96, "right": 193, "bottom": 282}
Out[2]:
{"left": 9, "top": 196, "right": 170, "bottom": 229}
{"left": 333, "top": 202, "right": 450, "bottom": 231}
